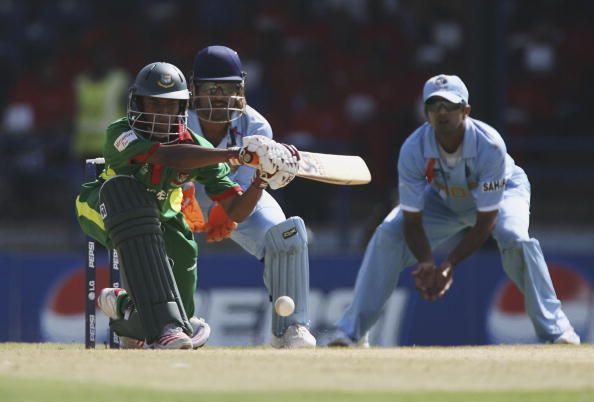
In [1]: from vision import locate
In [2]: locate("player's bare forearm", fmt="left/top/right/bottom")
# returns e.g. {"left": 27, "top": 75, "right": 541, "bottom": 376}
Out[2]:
{"left": 217, "top": 184, "right": 262, "bottom": 222}
{"left": 149, "top": 144, "right": 238, "bottom": 169}
{"left": 403, "top": 211, "right": 433, "bottom": 264}
{"left": 445, "top": 210, "right": 498, "bottom": 268}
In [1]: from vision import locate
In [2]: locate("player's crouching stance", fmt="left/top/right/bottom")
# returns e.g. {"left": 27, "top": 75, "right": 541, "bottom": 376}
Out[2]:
{"left": 186, "top": 46, "right": 316, "bottom": 348}
{"left": 75, "top": 61, "right": 299, "bottom": 349}
{"left": 326, "top": 74, "right": 580, "bottom": 347}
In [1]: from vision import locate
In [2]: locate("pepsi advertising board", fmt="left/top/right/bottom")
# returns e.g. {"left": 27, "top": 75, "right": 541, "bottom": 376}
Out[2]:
{"left": 0, "top": 251, "right": 592, "bottom": 345}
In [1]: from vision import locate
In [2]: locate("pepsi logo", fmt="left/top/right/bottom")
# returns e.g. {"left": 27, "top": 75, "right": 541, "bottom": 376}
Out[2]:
{"left": 487, "top": 264, "right": 592, "bottom": 344}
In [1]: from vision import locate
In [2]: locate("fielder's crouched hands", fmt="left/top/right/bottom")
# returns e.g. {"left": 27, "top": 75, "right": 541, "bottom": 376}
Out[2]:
{"left": 203, "top": 203, "right": 237, "bottom": 242}
{"left": 412, "top": 261, "right": 437, "bottom": 301}
{"left": 434, "top": 262, "right": 453, "bottom": 299}
{"left": 411, "top": 261, "right": 454, "bottom": 301}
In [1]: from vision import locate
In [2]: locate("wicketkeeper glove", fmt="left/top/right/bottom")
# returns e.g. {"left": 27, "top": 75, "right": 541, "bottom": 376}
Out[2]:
{"left": 203, "top": 203, "right": 238, "bottom": 242}
{"left": 181, "top": 182, "right": 206, "bottom": 232}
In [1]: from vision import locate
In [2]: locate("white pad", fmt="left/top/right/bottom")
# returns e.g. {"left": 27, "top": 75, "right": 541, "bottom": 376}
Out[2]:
{"left": 263, "top": 217, "right": 310, "bottom": 337}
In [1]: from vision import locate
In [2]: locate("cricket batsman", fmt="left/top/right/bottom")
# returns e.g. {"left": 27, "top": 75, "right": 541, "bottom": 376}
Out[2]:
{"left": 75, "top": 61, "right": 300, "bottom": 349}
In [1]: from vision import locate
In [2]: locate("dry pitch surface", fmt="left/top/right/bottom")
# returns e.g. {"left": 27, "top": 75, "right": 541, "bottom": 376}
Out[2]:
{"left": 1, "top": 343, "right": 593, "bottom": 402}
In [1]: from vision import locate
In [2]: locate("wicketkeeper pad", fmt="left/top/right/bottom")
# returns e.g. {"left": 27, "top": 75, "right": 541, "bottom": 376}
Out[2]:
{"left": 263, "top": 217, "right": 310, "bottom": 337}
{"left": 100, "top": 176, "right": 192, "bottom": 343}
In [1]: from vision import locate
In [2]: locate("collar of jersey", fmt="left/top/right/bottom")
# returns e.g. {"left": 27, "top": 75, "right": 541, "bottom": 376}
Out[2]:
{"left": 189, "top": 110, "right": 234, "bottom": 148}
{"left": 423, "top": 118, "right": 477, "bottom": 160}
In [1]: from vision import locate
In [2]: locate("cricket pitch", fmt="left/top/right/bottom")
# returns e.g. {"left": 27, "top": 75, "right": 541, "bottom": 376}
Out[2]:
{"left": 0, "top": 343, "right": 593, "bottom": 402}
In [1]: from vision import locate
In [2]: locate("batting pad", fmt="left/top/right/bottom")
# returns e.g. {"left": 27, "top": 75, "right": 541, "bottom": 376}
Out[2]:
{"left": 100, "top": 176, "right": 192, "bottom": 343}
{"left": 263, "top": 217, "right": 310, "bottom": 337}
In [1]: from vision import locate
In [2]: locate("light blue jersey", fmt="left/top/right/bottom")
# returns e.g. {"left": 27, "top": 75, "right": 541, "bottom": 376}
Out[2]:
{"left": 188, "top": 105, "right": 272, "bottom": 190}
{"left": 188, "top": 106, "right": 286, "bottom": 259}
{"left": 398, "top": 118, "right": 517, "bottom": 214}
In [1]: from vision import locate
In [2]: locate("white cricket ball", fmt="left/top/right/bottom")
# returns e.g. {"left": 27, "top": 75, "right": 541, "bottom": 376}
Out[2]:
{"left": 274, "top": 296, "right": 295, "bottom": 317}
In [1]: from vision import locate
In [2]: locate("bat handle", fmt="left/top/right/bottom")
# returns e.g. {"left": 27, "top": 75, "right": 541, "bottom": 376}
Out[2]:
{"left": 226, "top": 147, "right": 259, "bottom": 167}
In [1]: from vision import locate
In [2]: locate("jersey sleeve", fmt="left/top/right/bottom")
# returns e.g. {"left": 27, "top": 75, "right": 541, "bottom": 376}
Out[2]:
{"left": 397, "top": 141, "right": 427, "bottom": 212}
{"left": 472, "top": 144, "right": 506, "bottom": 211}
{"left": 193, "top": 162, "right": 242, "bottom": 200}
{"left": 231, "top": 165, "right": 256, "bottom": 191}
{"left": 103, "top": 120, "right": 155, "bottom": 169}
{"left": 187, "top": 134, "right": 242, "bottom": 200}
{"left": 243, "top": 113, "right": 273, "bottom": 139}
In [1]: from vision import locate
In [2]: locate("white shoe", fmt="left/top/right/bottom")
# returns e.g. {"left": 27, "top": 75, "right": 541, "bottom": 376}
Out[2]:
{"left": 189, "top": 317, "right": 211, "bottom": 349}
{"left": 149, "top": 324, "right": 192, "bottom": 350}
{"left": 326, "top": 329, "right": 370, "bottom": 348}
{"left": 553, "top": 330, "right": 581, "bottom": 345}
{"left": 97, "top": 288, "right": 127, "bottom": 320}
{"left": 271, "top": 325, "right": 316, "bottom": 349}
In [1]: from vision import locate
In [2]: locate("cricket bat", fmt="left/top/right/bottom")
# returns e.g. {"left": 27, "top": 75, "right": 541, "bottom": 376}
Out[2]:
{"left": 296, "top": 151, "right": 371, "bottom": 185}
{"left": 232, "top": 150, "right": 371, "bottom": 185}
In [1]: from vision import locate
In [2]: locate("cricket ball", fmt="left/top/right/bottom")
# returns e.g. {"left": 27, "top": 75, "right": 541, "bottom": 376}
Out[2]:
{"left": 274, "top": 296, "right": 295, "bottom": 317}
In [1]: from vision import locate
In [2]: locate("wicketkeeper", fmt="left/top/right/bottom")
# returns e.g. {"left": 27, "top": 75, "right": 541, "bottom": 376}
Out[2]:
{"left": 184, "top": 46, "right": 317, "bottom": 348}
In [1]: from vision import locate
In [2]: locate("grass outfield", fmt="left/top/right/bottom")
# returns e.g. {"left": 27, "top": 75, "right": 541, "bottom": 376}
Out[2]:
{"left": 0, "top": 344, "right": 593, "bottom": 402}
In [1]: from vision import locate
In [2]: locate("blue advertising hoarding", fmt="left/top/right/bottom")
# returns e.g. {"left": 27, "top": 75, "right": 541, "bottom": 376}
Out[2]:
{"left": 0, "top": 250, "right": 592, "bottom": 346}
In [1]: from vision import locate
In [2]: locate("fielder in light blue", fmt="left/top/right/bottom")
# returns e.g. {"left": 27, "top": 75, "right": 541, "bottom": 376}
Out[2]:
{"left": 188, "top": 45, "right": 315, "bottom": 348}
{"left": 329, "top": 74, "right": 579, "bottom": 346}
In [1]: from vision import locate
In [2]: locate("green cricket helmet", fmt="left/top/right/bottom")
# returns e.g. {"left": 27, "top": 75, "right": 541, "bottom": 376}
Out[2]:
{"left": 127, "top": 62, "right": 190, "bottom": 143}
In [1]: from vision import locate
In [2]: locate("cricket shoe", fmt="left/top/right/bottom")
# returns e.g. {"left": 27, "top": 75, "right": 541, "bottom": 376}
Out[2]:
{"left": 119, "top": 319, "right": 203, "bottom": 349}
{"left": 325, "top": 328, "right": 370, "bottom": 348}
{"left": 189, "top": 317, "right": 211, "bottom": 349}
{"left": 145, "top": 324, "right": 192, "bottom": 350}
{"left": 97, "top": 288, "right": 128, "bottom": 320}
{"left": 552, "top": 329, "right": 581, "bottom": 345}
{"left": 270, "top": 325, "right": 316, "bottom": 349}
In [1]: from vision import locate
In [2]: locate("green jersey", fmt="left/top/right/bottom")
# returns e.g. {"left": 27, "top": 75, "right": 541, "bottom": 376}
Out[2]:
{"left": 101, "top": 117, "right": 240, "bottom": 219}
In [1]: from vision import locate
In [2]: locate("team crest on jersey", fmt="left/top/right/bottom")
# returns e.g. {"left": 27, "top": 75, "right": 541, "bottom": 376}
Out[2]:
{"left": 114, "top": 130, "right": 138, "bottom": 152}
{"left": 158, "top": 74, "right": 175, "bottom": 88}
{"left": 481, "top": 178, "right": 506, "bottom": 192}
{"left": 155, "top": 190, "right": 167, "bottom": 201}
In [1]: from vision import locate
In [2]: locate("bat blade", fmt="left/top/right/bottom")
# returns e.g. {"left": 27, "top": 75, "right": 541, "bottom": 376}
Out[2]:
{"left": 296, "top": 151, "right": 371, "bottom": 185}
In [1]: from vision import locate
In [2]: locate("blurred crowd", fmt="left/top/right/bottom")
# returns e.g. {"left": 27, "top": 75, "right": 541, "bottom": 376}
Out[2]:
{"left": 1, "top": 0, "right": 593, "bottom": 241}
